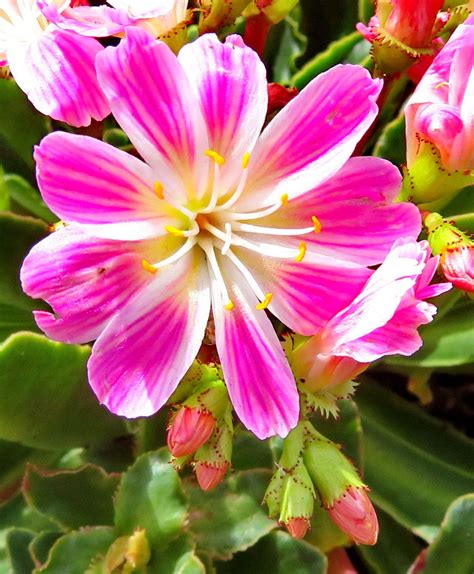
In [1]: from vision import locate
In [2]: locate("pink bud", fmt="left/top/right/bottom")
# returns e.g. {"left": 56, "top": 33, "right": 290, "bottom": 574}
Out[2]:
{"left": 167, "top": 407, "right": 215, "bottom": 458}
{"left": 267, "top": 83, "right": 299, "bottom": 117}
{"left": 441, "top": 246, "right": 474, "bottom": 294}
{"left": 195, "top": 462, "right": 229, "bottom": 491}
{"left": 327, "top": 487, "right": 379, "bottom": 546}
{"left": 327, "top": 548, "right": 358, "bottom": 574}
{"left": 284, "top": 517, "right": 310, "bottom": 540}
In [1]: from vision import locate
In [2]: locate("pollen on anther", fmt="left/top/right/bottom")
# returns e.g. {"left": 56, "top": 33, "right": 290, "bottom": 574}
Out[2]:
{"left": 256, "top": 292, "right": 273, "bottom": 310}
{"left": 205, "top": 149, "right": 225, "bottom": 165}
{"left": 225, "top": 300, "right": 234, "bottom": 311}
{"left": 312, "top": 215, "right": 322, "bottom": 233}
{"left": 242, "top": 152, "right": 251, "bottom": 169}
{"left": 435, "top": 81, "right": 449, "bottom": 89}
{"left": 296, "top": 242, "right": 307, "bottom": 262}
{"left": 154, "top": 181, "right": 164, "bottom": 199}
{"left": 280, "top": 193, "right": 289, "bottom": 206}
{"left": 165, "top": 225, "right": 185, "bottom": 237}
{"left": 142, "top": 259, "right": 158, "bottom": 274}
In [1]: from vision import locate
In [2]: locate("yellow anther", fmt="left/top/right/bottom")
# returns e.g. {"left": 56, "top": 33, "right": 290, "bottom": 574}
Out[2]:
{"left": 164, "top": 225, "right": 185, "bottom": 237}
{"left": 225, "top": 300, "right": 235, "bottom": 311}
{"left": 312, "top": 215, "right": 322, "bottom": 233}
{"left": 205, "top": 149, "right": 225, "bottom": 165}
{"left": 435, "top": 81, "right": 449, "bottom": 89}
{"left": 154, "top": 181, "right": 164, "bottom": 199}
{"left": 296, "top": 241, "right": 307, "bottom": 262}
{"left": 142, "top": 259, "right": 158, "bottom": 274}
{"left": 280, "top": 193, "right": 289, "bottom": 206}
{"left": 256, "top": 292, "right": 273, "bottom": 310}
{"left": 242, "top": 152, "right": 251, "bottom": 169}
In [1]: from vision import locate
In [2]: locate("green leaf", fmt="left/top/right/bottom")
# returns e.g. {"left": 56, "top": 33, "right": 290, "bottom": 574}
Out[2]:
{"left": 357, "top": 508, "right": 423, "bottom": 574}
{"left": 28, "top": 532, "right": 61, "bottom": 569}
{"left": 0, "top": 332, "right": 127, "bottom": 450}
{"left": 186, "top": 470, "right": 276, "bottom": 560}
{"left": 0, "top": 303, "right": 39, "bottom": 342}
{"left": 149, "top": 535, "right": 206, "bottom": 574}
{"left": 373, "top": 113, "right": 406, "bottom": 167}
{"left": 357, "top": 382, "right": 474, "bottom": 541}
{"left": 216, "top": 531, "right": 327, "bottom": 574}
{"left": 291, "top": 31, "right": 363, "bottom": 89}
{"left": 422, "top": 494, "right": 474, "bottom": 574}
{"left": 385, "top": 300, "right": 474, "bottom": 368}
{"left": 6, "top": 528, "right": 35, "bottom": 574}
{"left": 114, "top": 449, "right": 187, "bottom": 548}
{"left": 0, "top": 212, "right": 47, "bottom": 311}
{"left": 23, "top": 465, "right": 119, "bottom": 530}
{"left": 35, "top": 527, "right": 115, "bottom": 574}
{"left": 0, "top": 174, "right": 56, "bottom": 223}
{"left": 0, "top": 80, "right": 49, "bottom": 178}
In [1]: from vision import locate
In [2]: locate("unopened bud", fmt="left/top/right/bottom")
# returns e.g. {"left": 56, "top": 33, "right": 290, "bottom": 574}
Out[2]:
{"left": 167, "top": 407, "right": 215, "bottom": 457}
{"left": 195, "top": 461, "right": 229, "bottom": 491}
{"left": 285, "top": 517, "right": 311, "bottom": 539}
{"left": 327, "top": 548, "right": 358, "bottom": 574}
{"left": 327, "top": 486, "right": 379, "bottom": 546}
{"left": 267, "top": 83, "right": 298, "bottom": 118}
{"left": 105, "top": 529, "right": 151, "bottom": 573}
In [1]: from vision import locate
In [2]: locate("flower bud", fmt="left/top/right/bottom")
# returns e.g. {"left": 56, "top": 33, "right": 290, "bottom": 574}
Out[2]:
{"left": 327, "top": 486, "right": 379, "bottom": 546}
{"left": 199, "top": 0, "right": 252, "bottom": 33}
{"left": 167, "top": 407, "right": 216, "bottom": 457}
{"left": 267, "top": 83, "right": 299, "bottom": 119}
{"left": 105, "top": 529, "right": 151, "bottom": 573}
{"left": 285, "top": 517, "right": 311, "bottom": 540}
{"left": 195, "top": 461, "right": 230, "bottom": 491}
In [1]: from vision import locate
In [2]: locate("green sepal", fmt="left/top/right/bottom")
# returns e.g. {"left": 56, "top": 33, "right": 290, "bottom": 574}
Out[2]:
{"left": 194, "top": 404, "right": 233, "bottom": 467}
{"left": 425, "top": 213, "right": 472, "bottom": 256}
{"left": 278, "top": 461, "right": 315, "bottom": 523}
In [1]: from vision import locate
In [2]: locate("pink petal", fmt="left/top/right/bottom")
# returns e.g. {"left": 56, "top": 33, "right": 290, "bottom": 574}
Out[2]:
{"left": 236, "top": 65, "right": 382, "bottom": 210}
{"left": 7, "top": 29, "right": 109, "bottom": 127}
{"left": 235, "top": 248, "right": 371, "bottom": 335}
{"left": 178, "top": 34, "right": 267, "bottom": 194}
{"left": 88, "top": 249, "right": 210, "bottom": 417}
{"left": 248, "top": 157, "right": 421, "bottom": 266}
{"left": 211, "top": 255, "right": 299, "bottom": 439}
{"left": 20, "top": 225, "right": 151, "bottom": 343}
{"left": 96, "top": 27, "right": 209, "bottom": 203}
{"left": 35, "top": 131, "right": 180, "bottom": 240}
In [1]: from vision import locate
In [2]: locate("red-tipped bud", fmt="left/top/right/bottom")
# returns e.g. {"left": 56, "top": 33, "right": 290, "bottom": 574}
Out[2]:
{"left": 328, "top": 487, "right": 379, "bottom": 546}
{"left": 267, "top": 83, "right": 298, "bottom": 117}
{"left": 327, "top": 548, "right": 358, "bottom": 574}
{"left": 285, "top": 517, "right": 310, "bottom": 539}
{"left": 441, "top": 245, "right": 474, "bottom": 293}
{"left": 195, "top": 462, "right": 229, "bottom": 491}
{"left": 167, "top": 407, "right": 215, "bottom": 458}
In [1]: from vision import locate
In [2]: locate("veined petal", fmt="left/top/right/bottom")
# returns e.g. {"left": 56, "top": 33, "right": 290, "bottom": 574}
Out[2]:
{"left": 96, "top": 27, "right": 209, "bottom": 204}
{"left": 235, "top": 248, "right": 371, "bottom": 335}
{"left": 247, "top": 157, "right": 421, "bottom": 266}
{"left": 88, "top": 249, "right": 210, "bottom": 418}
{"left": 236, "top": 65, "right": 382, "bottom": 210}
{"left": 178, "top": 34, "right": 267, "bottom": 196}
{"left": 7, "top": 28, "right": 109, "bottom": 127}
{"left": 35, "top": 132, "right": 182, "bottom": 240}
{"left": 20, "top": 225, "right": 152, "bottom": 343}
{"left": 211, "top": 255, "right": 299, "bottom": 439}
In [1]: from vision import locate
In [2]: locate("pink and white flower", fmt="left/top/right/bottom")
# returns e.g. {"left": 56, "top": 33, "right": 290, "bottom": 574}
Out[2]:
{"left": 0, "top": 0, "right": 109, "bottom": 126}
{"left": 291, "top": 240, "right": 451, "bottom": 391}
{"left": 21, "top": 30, "right": 420, "bottom": 439}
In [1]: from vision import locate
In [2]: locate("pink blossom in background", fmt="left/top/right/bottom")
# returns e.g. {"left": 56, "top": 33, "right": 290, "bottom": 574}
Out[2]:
{"left": 405, "top": 14, "right": 474, "bottom": 172}
{"left": 293, "top": 240, "right": 451, "bottom": 391}
{"left": 21, "top": 30, "right": 421, "bottom": 439}
{"left": 0, "top": 0, "right": 109, "bottom": 126}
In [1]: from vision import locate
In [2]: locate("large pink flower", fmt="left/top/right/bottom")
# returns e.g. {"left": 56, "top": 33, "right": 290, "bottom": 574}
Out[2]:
{"left": 21, "top": 30, "right": 421, "bottom": 439}
{"left": 0, "top": 0, "right": 109, "bottom": 126}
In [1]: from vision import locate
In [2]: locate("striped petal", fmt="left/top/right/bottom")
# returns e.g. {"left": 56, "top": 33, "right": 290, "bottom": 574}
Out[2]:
{"left": 88, "top": 249, "right": 210, "bottom": 418}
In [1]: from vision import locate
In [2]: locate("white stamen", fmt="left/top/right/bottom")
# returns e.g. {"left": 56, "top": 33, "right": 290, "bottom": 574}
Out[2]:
{"left": 226, "top": 233, "right": 300, "bottom": 259}
{"left": 221, "top": 222, "right": 233, "bottom": 255}
{"left": 214, "top": 166, "right": 250, "bottom": 212}
{"left": 201, "top": 157, "right": 221, "bottom": 214}
{"left": 232, "top": 222, "right": 315, "bottom": 236}
{"left": 151, "top": 237, "right": 197, "bottom": 269}
{"left": 200, "top": 237, "right": 232, "bottom": 306}
{"left": 226, "top": 249, "right": 266, "bottom": 302}
{"left": 228, "top": 198, "right": 286, "bottom": 221}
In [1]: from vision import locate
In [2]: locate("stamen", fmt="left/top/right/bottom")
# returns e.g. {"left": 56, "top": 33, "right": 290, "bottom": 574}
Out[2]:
{"left": 214, "top": 163, "right": 250, "bottom": 212}
{"left": 201, "top": 238, "right": 233, "bottom": 309}
{"left": 312, "top": 215, "right": 322, "bottom": 233}
{"left": 256, "top": 292, "right": 273, "bottom": 310}
{"left": 164, "top": 221, "right": 199, "bottom": 238}
{"left": 205, "top": 149, "right": 225, "bottom": 165}
{"left": 202, "top": 153, "right": 222, "bottom": 213}
{"left": 242, "top": 152, "right": 251, "bottom": 169}
{"left": 225, "top": 300, "right": 235, "bottom": 311}
{"left": 296, "top": 242, "right": 307, "bottom": 262}
{"left": 280, "top": 193, "right": 289, "bottom": 205}
{"left": 221, "top": 222, "right": 233, "bottom": 255}
{"left": 142, "top": 259, "right": 158, "bottom": 274}
{"left": 435, "top": 81, "right": 449, "bottom": 89}
{"left": 232, "top": 222, "right": 315, "bottom": 236}
{"left": 227, "top": 234, "right": 300, "bottom": 259}
{"left": 149, "top": 238, "right": 197, "bottom": 269}
{"left": 226, "top": 249, "right": 266, "bottom": 301}
{"left": 229, "top": 196, "right": 288, "bottom": 221}
{"left": 154, "top": 181, "right": 164, "bottom": 199}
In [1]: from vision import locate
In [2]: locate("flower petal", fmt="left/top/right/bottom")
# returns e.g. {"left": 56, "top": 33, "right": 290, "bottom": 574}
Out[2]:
{"left": 247, "top": 157, "right": 421, "bottom": 266}
{"left": 178, "top": 34, "right": 267, "bottom": 194}
{"left": 35, "top": 131, "right": 181, "bottom": 240}
{"left": 237, "top": 65, "right": 382, "bottom": 210}
{"left": 96, "top": 27, "right": 209, "bottom": 203}
{"left": 211, "top": 255, "right": 299, "bottom": 439}
{"left": 7, "top": 28, "right": 109, "bottom": 127}
{"left": 88, "top": 249, "right": 210, "bottom": 417}
{"left": 20, "top": 225, "right": 152, "bottom": 343}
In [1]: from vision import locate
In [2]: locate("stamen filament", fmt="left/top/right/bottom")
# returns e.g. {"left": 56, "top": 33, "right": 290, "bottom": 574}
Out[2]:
{"left": 150, "top": 237, "right": 197, "bottom": 270}
{"left": 226, "top": 249, "right": 266, "bottom": 301}
{"left": 164, "top": 220, "right": 199, "bottom": 238}
{"left": 214, "top": 160, "right": 250, "bottom": 212}
{"left": 229, "top": 198, "right": 286, "bottom": 221}
{"left": 221, "top": 222, "right": 233, "bottom": 255}
{"left": 200, "top": 238, "right": 233, "bottom": 310}
{"left": 232, "top": 222, "right": 315, "bottom": 236}
{"left": 227, "top": 234, "right": 300, "bottom": 259}
{"left": 256, "top": 292, "right": 273, "bottom": 310}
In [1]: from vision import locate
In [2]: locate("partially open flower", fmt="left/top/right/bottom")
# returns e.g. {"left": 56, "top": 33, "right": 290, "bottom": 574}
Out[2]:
{"left": 167, "top": 407, "right": 216, "bottom": 457}
{"left": 327, "top": 487, "right": 379, "bottom": 546}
